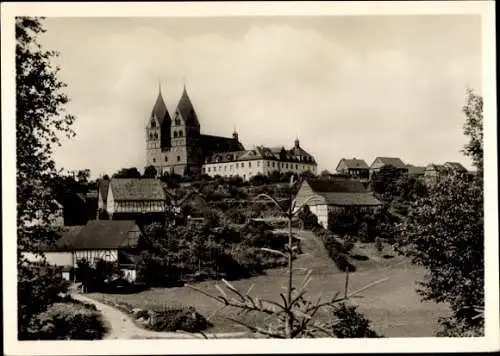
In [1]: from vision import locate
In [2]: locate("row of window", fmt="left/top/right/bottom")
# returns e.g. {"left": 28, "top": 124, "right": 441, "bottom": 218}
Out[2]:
{"left": 149, "top": 131, "right": 184, "bottom": 140}
{"left": 203, "top": 160, "right": 313, "bottom": 173}
{"left": 114, "top": 201, "right": 165, "bottom": 212}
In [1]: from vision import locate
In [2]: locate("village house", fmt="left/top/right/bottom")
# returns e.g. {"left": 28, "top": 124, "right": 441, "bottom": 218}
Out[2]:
{"left": 335, "top": 158, "right": 370, "bottom": 180}
{"left": 98, "top": 178, "right": 167, "bottom": 220}
{"left": 294, "top": 178, "right": 382, "bottom": 228}
{"left": 24, "top": 220, "right": 141, "bottom": 282}
{"left": 202, "top": 138, "right": 318, "bottom": 180}
{"left": 406, "top": 165, "right": 427, "bottom": 179}
{"left": 369, "top": 157, "right": 408, "bottom": 178}
{"left": 424, "top": 161, "right": 468, "bottom": 186}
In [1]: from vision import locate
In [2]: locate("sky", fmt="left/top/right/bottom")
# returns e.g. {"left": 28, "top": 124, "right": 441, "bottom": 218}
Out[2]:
{"left": 39, "top": 15, "right": 482, "bottom": 178}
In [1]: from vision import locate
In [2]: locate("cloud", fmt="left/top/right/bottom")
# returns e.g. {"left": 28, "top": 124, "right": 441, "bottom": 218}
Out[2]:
{"left": 44, "top": 18, "right": 481, "bottom": 177}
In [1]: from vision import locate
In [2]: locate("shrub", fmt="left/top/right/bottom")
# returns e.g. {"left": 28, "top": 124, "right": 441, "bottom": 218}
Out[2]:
{"left": 312, "top": 226, "right": 356, "bottom": 272}
{"left": 351, "top": 254, "right": 369, "bottom": 261}
{"left": 143, "top": 306, "right": 211, "bottom": 333}
{"left": 31, "top": 302, "right": 107, "bottom": 340}
{"left": 331, "top": 303, "right": 381, "bottom": 338}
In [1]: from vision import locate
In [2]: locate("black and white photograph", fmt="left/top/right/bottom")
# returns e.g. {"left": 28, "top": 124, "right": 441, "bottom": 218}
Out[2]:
{"left": 2, "top": 1, "right": 498, "bottom": 355}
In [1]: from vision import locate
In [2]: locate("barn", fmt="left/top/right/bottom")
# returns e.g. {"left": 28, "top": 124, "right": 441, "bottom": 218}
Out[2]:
{"left": 25, "top": 220, "right": 141, "bottom": 281}
{"left": 294, "top": 178, "right": 382, "bottom": 228}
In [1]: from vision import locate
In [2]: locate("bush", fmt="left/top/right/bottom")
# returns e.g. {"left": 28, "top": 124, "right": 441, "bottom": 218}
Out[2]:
{"left": 312, "top": 226, "right": 356, "bottom": 272}
{"left": 142, "top": 306, "right": 211, "bottom": 333}
{"left": 31, "top": 302, "right": 107, "bottom": 340}
{"left": 331, "top": 303, "right": 381, "bottom": 338}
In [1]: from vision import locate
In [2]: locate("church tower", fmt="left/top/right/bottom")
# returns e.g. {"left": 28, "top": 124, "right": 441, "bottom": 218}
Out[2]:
{"left": 146, "top": 84, "right": 171, "bottom": 174}
{"left": 170, "top": 86, "right": 203, "bottom": 175}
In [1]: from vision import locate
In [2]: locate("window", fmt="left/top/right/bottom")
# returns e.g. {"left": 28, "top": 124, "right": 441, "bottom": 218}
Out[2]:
{"left": 296, "top": 164, "right": 298, "bottom": 169}
{"left": 241, "top": 162, "right": 244, "bottom": 168}
{"left": 179, "top": 131, "right": 183, "bottom": 137}
{"left": 153, "top": 158, "right": 156, "bottom": 163}
{"left": 149, "top": 133, "right": 153, "bottom": 140}
{"left": 175, "top": 116, "right": 181, "bottom": 126}
{"left": 249, "top": 162, "right": 252, "bottom": 168}
{"left": 154, "top": 132, "right": 158, "bottom": 139}
{"left": 165, "top": 156, "right": 168, "bottom": 161}
{"left": 208, "top": 167, "right": 210, "bottom": 172}
{"left": 257, "top": 161, "right": 260, "bottom": 167}
{"left": 281, "top": 163, "right": 284, "bottom": 168}
{"left": 272, "top": 162, "right": 275, "bottom": 168}
{"left": 177, "top": 156, "right": 181, "bottom": 162}
{"left": 151, "top": 120, "right": 156, "bottom": 128}
{"left": 174, "top": 131, "right": 178, "bottom": 138}
{"left": 267, "top": 161, "right": 270, "bottom": 167}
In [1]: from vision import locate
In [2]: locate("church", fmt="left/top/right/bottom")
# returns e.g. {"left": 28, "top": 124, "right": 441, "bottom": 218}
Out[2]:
{"left": 146, "top": 85, "right": 244, "bottom": 176}
{"left": 145, "top": 86, "right": 317, "bottom": 179}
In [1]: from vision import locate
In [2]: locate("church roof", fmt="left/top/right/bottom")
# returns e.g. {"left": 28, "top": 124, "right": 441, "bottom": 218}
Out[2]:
{"left": 200, "top": 134, "right": 245, "bottom": 156}
{"left": 151, "top": 90, "right": 170, "bottom": 125}
{"left": 175, "top": 86, "right": 200, "bottom": 128}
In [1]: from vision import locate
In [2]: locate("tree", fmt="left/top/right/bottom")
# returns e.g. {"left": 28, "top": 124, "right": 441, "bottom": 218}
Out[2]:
{"left": 395, "top": 89, "right": 484, "bottom": 336}
{"left": 16, "top": 17, "right": 76, "bottom": 338}
{"left": 76, "top": 169, "right": 91, "bottom": 184}
{"left": 143, "top": 165, "right": 158, "bottom": 178}
{"left": 462, "top": 88, "right": 483, "bottom": 174}
{"left": 370, "top": 165, "right": 406, "bottom": 200}
{"left": 112, "top": 167, "right": 141, "bottom": 179}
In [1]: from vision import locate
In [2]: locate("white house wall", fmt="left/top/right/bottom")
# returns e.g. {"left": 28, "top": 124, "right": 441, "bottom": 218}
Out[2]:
{"left": 73, "top": 249, "right": 118, "bottom": 267}
{"left": 310, "top": 205, "right": 328, "bottom": 228}
{"left": 202, "top": 159, "right": 317, "bottom": 180}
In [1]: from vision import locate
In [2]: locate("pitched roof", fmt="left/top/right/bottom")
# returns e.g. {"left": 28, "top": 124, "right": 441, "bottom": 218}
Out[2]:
{"left": 151, "top": 90, "right": 170, "bottom": 125}
{"left": 444, "top": 162, "right": 467, "bottom": 172}
{"left": 307, "top": 178, "right": 369, "bottom": 193}
{"left": 304, "top": 179, "right": 381, "bottom": 206}
{"left": 425, "top": 164, "right": 449, "bottom": 173}
{"left": 338, "top": 158, "right": 369, "bottom": 169}
{"left": 41, "top": 226, "right": 85, "bottom": 252}
{"left": 372, "top": 157, "right": 407, "bottom": 169}
{"left": 175, "top": 86, "right": 200, "bottom": 128}
{"left": 71, "top": 220, "right": 140, "bottom": 250}
{"left": 321, "top": 192, "right": 382, "bottom": 206}
{"left": 98, "top": 179, "right": 110, "bottom": 202}
{"left": 200, "top": 134, "right": 245, "bottom": 156}
{"left": 407, "top": 165, "right": 426, "bottom": 176}
{"left": 109, "top": 178, "right": 166, "bottom": 201}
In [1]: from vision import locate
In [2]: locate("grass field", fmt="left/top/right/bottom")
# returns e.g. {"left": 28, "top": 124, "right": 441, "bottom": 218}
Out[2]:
{"left": 89, "top": 264, "right": 449, "bottom": 337}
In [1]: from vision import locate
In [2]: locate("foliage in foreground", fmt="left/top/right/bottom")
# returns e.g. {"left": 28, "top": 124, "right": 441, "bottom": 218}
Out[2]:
{"left": 24, "top": 298, "right": 107, "bottom": 340}
{"left": 188, "top": 180, "right": 385, "bottom": 338}
{"left": 395, "top": 88, "right": 484, "bottom": 336}
{"left": 16, "top": 16, "right": 76, "bottom": 338}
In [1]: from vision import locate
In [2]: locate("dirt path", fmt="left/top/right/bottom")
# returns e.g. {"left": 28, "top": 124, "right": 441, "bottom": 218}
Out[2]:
{"left": 269, "top": 229, "right": 339, "bottom": 276}
{"left": 71, "top": 293, "right": 249, "bottom": 339}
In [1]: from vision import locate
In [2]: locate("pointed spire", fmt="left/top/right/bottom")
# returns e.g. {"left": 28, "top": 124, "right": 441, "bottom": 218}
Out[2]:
{"left": 151, "top": 82, "right": 169, "bottom": 124}
{"left": 294, "top": 135, "right": 300, "bottom": 148}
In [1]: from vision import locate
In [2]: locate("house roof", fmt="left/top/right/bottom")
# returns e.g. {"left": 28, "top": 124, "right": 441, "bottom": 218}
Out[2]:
{"left": 407, "top": 165, "right": 426, "bottom": 176}
{"left": 321, "top": 192, "right": 382, "bottom": 206}
{"left": 304, "top": 179, "right": 381, "bottom": 206}
{"left": 109, "top": 178, "right": 166, "bottom": 201}
{"left": 71, "top": 220, "right": 140, "bottom": 250}
{"left": 200, "top": 134, "right": 245, "bottom": 156}
{"left": 371, "top": 157, "right": 407, "bottom": 169}
{"left": 98, "top": 179, "right": 110, "bottom": 202}
{"left": 205, "top": 143, "right": 316, "bottom": 164}
{"left": 41, "top": 226, "right": 85, "bottom": 252}
{"left": 444, "top": 162, "right": 467, "bottom": 172}
{"left": 307, "top": 178, "right": 369, "bottom": 194}
{"left": 337, "top": 158, "right": 369, "bottom": 170}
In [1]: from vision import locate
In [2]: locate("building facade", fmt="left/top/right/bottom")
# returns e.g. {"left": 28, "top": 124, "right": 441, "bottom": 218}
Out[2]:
{"left": 202, "top": 138, "right": 317, "bottom": 180}
{"left": 294, "top": 178, "right": 382, "bottom": 228}
{"left": 98, "top": 178, "right": 166, "bottom": 220}
{"left": 145, "top": 86, "right": 244, "bottom": 176}
{"left": 335, "top": 158, "right": 370, "bottom": 180}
